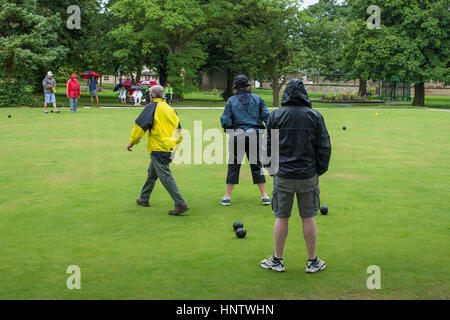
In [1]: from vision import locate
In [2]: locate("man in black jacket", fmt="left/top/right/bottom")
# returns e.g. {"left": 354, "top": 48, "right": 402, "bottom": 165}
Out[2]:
{"left": 260, "top": 79, "right": 331, "bottom": 273}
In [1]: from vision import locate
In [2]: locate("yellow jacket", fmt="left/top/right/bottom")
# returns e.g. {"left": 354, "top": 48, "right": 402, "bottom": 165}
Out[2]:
{"left": 129, "top": 98, "right": 182, "bottom": 153}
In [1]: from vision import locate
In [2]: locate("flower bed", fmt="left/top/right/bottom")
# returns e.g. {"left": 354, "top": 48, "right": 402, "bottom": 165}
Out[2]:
{"left": 315, "top": 93, "right": 385, "bottom": 104}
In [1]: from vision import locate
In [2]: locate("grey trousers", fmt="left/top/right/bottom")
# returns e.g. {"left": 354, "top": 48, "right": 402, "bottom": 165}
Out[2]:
{"left": 69, "top": 98, "right": 78, "bottom": 112}
{"left": 140, "top": 154, "right": 187, "bottom": 208}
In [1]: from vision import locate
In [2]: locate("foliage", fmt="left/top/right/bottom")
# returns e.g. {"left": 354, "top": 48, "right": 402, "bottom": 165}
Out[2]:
{"left": 109, "top": 0, "right": 267, "bottom": 99}
{"left": 0, "top": 79, "right": 34, "bottom": 107}
{"left": 344, "top": 0, "right": 450, "bottom": 106}
{"left": 302, "top": 0, "right": 349, "bottom": 79}
{"left": 0, "top": 0, "right": 67, "bottom": 80}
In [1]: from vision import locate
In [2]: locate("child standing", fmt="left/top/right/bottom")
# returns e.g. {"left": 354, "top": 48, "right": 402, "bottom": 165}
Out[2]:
{"left": 119, "top": 86, "right": 127, "bottom": 104}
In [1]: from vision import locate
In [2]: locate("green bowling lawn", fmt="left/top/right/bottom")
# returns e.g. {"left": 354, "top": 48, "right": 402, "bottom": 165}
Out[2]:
{"left": 0, "top": 106, "right": 449, "bottom": 299}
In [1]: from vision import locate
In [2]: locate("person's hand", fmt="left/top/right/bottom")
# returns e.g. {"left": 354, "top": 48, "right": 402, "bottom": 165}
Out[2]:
{"left": 127, "top": 143, "right": 133, "bottom": 152}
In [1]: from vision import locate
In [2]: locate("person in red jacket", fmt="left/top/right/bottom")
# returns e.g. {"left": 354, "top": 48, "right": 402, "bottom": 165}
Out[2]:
{"left": 67, "top": 74, "right": 81, "bottom": 113}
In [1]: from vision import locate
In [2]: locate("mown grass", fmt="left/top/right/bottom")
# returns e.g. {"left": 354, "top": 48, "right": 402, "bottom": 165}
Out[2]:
{"left": 0, "top": 107, "right": 449, "bottom": 299}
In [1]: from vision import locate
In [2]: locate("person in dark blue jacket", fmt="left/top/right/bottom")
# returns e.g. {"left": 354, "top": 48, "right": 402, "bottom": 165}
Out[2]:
{"left": 220, "top": 74, "right": 271, "bottom": 206}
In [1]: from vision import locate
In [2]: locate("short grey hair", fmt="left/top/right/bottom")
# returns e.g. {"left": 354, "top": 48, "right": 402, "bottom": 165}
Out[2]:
{"left": 149, "top": 85, "right": 165, "bottom": 99}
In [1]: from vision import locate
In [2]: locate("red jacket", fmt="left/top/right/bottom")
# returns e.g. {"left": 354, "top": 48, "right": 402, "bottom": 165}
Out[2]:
{"left": 67, "top": 74, "right": 80, "bottom": 98}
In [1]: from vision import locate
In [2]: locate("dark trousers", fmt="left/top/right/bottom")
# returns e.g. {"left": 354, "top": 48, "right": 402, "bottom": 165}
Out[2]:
{"left": 140, "top": 154, "right": 186, "bottom": 208}
{"left": 165, "top": 93, "right": 173, "bottom": 105}
{"left": 226, "top": 131, "right": 266, "bottom": 185}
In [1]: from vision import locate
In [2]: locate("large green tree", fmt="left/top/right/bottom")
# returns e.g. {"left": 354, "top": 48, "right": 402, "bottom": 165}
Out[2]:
{"left": 0, "top": 0, "right": 67, "bottom": 80}
{"left": 199, "top": 4, "right": 275, "bottom": 101}
{"left": 242, "top": 0, "right": 301, "bottom": 106}
{"left": 344, "top": 0, "right": 449, "bottom": 106}
{"left": 109, "top": 0, "right": 266, "bottom": 99}
{"left": 240, "top": 0, "right": 346, "bottom": 106}
{"left": 304, "top": 0, "right": 348, "bottom": 81}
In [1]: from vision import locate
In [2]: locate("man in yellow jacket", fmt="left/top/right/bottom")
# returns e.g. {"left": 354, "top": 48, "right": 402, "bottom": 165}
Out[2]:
{"left": 127, "top": 85, "right": 189, "bottom": 216}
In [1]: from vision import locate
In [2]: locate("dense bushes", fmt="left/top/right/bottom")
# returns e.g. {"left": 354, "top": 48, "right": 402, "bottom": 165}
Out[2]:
{"left": 0, "top": 80, "right": 35, "bottom": 107}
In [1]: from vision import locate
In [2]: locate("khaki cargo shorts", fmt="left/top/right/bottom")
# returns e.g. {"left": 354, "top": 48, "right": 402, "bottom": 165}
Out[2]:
{"left": 272, "top": 175, "right": 320, "bottom": 219}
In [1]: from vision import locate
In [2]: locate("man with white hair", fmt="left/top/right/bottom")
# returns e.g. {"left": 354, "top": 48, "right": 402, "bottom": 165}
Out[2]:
{"left": 127, "top": 85, "right": 189, "bottom": 216}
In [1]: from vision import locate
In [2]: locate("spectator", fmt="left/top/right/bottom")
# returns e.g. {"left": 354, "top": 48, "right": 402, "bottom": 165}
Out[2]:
{"left": 66, "top": 74, "right": 80, "bottom": 113}
{"left": 42, "top": 71, "right": 59, "bottom": 113}
{"left": 119, "top": 86, "right": 127, "bottom": 104}
{"left": 133, "top": 88, "right": 143, "bottom": 106}
{"left": 88, "top": 75, "right": 99, "bottom": 104}
{"left": 165, "top": 82, "right": 174, "bottom": 105}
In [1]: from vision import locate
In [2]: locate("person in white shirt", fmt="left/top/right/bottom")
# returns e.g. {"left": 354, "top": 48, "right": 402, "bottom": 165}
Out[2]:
{"left": 132, "top": 89, "right": 143, "bottom": 106}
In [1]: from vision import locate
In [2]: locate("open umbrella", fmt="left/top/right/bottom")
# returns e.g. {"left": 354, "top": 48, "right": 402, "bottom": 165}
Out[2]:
{"left": 114, "top": 81, "right": 135, "bottom": 91}
{"left": 123, "top": 81, "right": 134, "bottom": 87}
{"left": 113, "top": 82, "right": 124, "bottom": 92}
{"left": 79, "top": 71, "right": 100, "bottom": 79}
{"left": 138, "top": 79, "right": 158, "bottom": 86}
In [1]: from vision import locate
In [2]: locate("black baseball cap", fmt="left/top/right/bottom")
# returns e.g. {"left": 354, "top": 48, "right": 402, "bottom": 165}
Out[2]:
{"left": 232, "top": 74, "right": 252, "bottom": 89}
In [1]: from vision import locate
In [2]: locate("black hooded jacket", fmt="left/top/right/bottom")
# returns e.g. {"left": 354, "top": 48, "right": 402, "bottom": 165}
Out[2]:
{"left": 266, "top": 80, "right": 331, "bottom": 179}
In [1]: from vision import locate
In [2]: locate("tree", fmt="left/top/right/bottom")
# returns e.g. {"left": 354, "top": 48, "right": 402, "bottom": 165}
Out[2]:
{"left": 344, "top": 0, "right": 449, "bottom": 106}
{"left": 304, "top": 0, "right": 348, "bottom": 81}
{"left": 109, "top": 0, "right": 265, "bottom": 100}
{"left": 34, "top": 0, "right": 104, "bottom": 86}
{"left": 238, "top": 0, "right": 303, "bottom": 106}
{"left": 199, "top": 11, "right": 267, "bottom": 100}
{"left": 0, "top": 0, "right": 67, "bottom": 80}
{"left": 240, "top": 0, "right": 344, "bottom": 106}
{"left": 404, "top": 0, "right": 450, "bottom": 106}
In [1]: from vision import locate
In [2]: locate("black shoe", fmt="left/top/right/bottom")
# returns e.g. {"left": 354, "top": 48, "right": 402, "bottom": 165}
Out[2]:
{"left": 136, "top": 199, "right": 150, "bottom": 207}
{"left": 169, "top": 205, "right": 189, "bottom": 216}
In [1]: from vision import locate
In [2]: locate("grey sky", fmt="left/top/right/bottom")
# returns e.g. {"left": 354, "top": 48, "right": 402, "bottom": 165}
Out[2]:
{"left": 300, "top": 0, "right": 319, "bottom": 8}
{"left": 299, "top": 0, "right": 344, "bottom": 9}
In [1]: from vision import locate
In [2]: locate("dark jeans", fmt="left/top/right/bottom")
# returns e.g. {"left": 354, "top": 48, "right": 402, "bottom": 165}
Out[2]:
{"left": 166, "top": 93, "right": 173, "bottom": 105}
{"left": 226, "top": 131, "right": 266, "bottom": 185}
{"left": 140, "top": 154, "right": 186, "bottom": 208}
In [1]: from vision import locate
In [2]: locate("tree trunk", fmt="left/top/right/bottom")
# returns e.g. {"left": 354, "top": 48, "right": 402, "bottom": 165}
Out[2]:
{"left": 158, "top": 64, "right": 168, "bottom": 87}
{"left": 271, "top": 68, "right": 281, "bottom": 107}
{"left": 412, "top": 82, "right": 425, "bottom": 106}
{"left": 272, "top": 82, "right": 280, "bottom": 107}
{"left": 358, "top": 79, "right": 367, "bottom": 96}
{"left": 6, "top": 66, "right": 12, "bottom": 80}
{"left": 136, "top": 66, "right": 142, "bottom": 83}
{"left": 221, "top": 68, "right": 234, "bottom": 101}
{"left": 6, "top": 56, "right": 14, "bottom": 80}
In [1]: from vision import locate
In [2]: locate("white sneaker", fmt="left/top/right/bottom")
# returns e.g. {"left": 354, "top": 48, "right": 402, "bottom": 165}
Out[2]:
{"left": 306, "top": 257, "right": 326, "bottom": 273}
{"left": 262, "top": 196, "right": 271, "bottom": 206}
{"left": 260, "top": 255, "right": 285, "bottom": 272}
{"left": 220, "top": 197, "right": 231, "bottom": 206}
